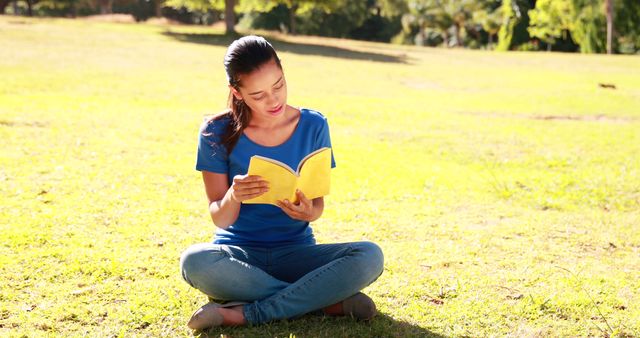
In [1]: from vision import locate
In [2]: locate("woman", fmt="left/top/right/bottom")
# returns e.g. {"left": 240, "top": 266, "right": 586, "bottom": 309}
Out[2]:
{"left": 180, "top": 35, "right": 384, "bottom": 329}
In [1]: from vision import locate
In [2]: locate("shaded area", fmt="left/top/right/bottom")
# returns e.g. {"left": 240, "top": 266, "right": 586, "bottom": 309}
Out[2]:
{"left": 194, "top": 313, "right": 447, "bottom": 338}
{"left": 163, "top": 31, "right": 408, "bottom": 64}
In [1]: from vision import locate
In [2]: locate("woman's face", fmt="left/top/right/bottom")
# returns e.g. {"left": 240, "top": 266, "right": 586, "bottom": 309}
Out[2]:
{"left": 233, "top": 58, "right": 287, "bottom": 119}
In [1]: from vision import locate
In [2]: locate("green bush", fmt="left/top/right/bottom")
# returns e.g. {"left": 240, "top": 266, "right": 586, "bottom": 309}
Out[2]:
{"left": 516, "top": 40, "right": 540, "bottom": 51}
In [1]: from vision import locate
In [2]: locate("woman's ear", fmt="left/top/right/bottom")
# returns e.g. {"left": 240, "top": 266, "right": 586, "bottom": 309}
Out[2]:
{"left": 228, "top": 85, "right": 243, "bottom": 101}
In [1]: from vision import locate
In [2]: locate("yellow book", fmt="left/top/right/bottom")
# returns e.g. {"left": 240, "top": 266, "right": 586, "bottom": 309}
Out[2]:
{"left": 243, "top": 147, "right": 332, "bottom": 205}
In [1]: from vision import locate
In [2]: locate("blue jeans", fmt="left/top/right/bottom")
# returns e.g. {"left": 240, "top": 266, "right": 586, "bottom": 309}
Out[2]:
{"left": 180, "top": 241, "right": 384, "bottom": 324}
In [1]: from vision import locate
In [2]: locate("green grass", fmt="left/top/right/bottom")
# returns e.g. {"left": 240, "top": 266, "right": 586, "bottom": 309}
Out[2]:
{"left": 1, "top": 15, "right": 639, "bottom": 337}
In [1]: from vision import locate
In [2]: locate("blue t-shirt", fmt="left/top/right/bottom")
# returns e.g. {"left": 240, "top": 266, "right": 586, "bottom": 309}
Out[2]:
{"left": 195, "top": 108, "right": 336, "bottom": 247}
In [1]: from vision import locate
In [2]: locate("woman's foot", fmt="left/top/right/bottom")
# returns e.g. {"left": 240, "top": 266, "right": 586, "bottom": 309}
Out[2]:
{"left": 322, "top": 292, "right": 377, "bottom": 320}
{"left": 187, "top": 303, "right": 246, "bottom": 330}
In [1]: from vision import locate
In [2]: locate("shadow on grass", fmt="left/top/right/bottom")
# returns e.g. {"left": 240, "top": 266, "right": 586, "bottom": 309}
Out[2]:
{"left": 193, "top": 313, "right": 446, "bottom": 338}
{"left": 162, "top": 31, "right": 408, "bottom": 64}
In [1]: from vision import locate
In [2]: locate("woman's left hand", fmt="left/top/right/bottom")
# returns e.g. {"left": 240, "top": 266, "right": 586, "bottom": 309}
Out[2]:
{"left": 277, "top": 189, "right": 317, "bottom": 222}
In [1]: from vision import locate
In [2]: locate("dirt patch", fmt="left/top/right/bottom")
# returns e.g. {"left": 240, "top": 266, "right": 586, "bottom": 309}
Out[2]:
{"left": 145, "top": 17, "right": 184, "bottom": 26}
{"left": 401, "top": 79, "right": 443, "bottom": 90}
{"left": 458, "top": 111, "right": 638, "bottom": 123}
{"left": 6, "top": 19, "right": 32, "bottom": 25}
{"left": 531, "top": 114, "right": 636, "bottom": 122}
{"left": 0, "top": 120, "right": 49, "bottom": 127}
{"left": 84, "top": 14, "right": 135, "bottom": 23}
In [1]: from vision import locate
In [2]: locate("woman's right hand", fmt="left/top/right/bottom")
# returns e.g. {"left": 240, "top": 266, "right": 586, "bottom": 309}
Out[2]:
{"left": 229, "top": 174, "right": 269, "bottom": 203}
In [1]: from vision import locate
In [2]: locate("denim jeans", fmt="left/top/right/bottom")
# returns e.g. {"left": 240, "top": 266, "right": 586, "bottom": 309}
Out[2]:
{"left": 179, "top": 241, "right": 384, "bottom": 324}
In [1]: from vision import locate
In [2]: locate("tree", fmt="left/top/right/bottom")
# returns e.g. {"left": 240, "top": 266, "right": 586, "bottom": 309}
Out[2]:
{"left": 405, "top": 1, "right": 453, "bottom": 46}
{"left": 240, "top": 0, "right": 340, "bottom": 35}
{"left": 29, "top": 0, "right": 98, "bottom": 17}
{"left": 571, "top": 0, "right": 607, "bottom": 53}
{"left": 296, "top": 0, "right": 370, "bottom": 38}
{"left": 26, "top": 0, "right": 39, "bottom": 15}
{"left": 166, "top": 0, "right": 230, "bottom": 28}
{"left": 224, "top": 0, "right": 235, "bottom": 33}
{"left": 0, "top": 0, "right": 10, "bottom": 13}
{"left": 400, "top": 0, "right": 481, "bottom": 47}
{"left": 528, "top": 0, "right": 573, "bottom": 51}
{"left": 148, "top": 0, "right": 165, "bottom": 17}
{"left": 496, "top": 0, "right": 532, "bottom": 51}
{"left": 402, "top": 0, "right": 507, "bottom": 48}
{"left": 473, "top": 8, "right": 501, "bottom": 47}
{"left": 604, "top": 0, "right": 613, "bottom": 54}
{"left": 572, "top": 0, "right": 640, "bottom": 54}
{"left": 614, "top": 0, "right": 640, "bottom": 53}
{"left": 377, "top": 0, "right": 408, "bottom": 17}
{"left": 97, "top": 0, "right": 113, "bottom": 14}
{"left": 424, "top": 0, "right": 474, "bottom": 47}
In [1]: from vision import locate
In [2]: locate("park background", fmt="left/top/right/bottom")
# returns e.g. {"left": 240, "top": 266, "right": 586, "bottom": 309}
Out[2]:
{"left": 2, "top": 0, "right": 640, "bottom": 54}
{"left": 1, "top": 0, "right": 639, "bottom": 337}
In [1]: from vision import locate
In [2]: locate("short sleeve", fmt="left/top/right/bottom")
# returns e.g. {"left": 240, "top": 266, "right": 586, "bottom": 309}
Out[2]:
{"left": 316, "top": 117, "right": 337, "bottom": 169}
{"left": 195, "top": 119, "right": 229, "bottom": 174}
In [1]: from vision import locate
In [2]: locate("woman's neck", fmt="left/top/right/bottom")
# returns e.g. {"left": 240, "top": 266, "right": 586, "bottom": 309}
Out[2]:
{"left": 242, "top": 106, "right": 301, "bottom": 147}
{"left": 248, "top": 105, "right": 296, "bottom": 130}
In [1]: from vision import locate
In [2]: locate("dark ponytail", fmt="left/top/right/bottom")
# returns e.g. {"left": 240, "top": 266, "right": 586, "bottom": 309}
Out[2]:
{"left": 204, "top": 35, "right": 282, "bottom": 154}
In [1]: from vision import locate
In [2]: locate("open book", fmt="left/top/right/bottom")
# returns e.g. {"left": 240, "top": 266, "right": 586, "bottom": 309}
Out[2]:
{"left": 243, "top": 147, "right": 332, "bottom": 205}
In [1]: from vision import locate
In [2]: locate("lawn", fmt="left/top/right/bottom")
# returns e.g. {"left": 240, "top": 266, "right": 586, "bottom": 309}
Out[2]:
{"left": 1, "top": 15, "right": 639, "bottom": 337}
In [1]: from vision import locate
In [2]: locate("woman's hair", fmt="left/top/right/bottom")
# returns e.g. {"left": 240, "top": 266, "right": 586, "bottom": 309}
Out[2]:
{"left": 204, "top": 35, "right": 282, "bottom": 154}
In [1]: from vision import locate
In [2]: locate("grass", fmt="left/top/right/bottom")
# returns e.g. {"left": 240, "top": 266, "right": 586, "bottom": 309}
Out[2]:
{"left": 1, "top": 15, "right": 639, "bottom": 337}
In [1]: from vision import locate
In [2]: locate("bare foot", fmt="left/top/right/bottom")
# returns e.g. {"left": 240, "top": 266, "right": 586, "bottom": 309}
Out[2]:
{"left": 217, "top": 305, "right": 247, "bottom": 326}
{"left": 188, "top": 304, "right": 247, "bottom": 330}
{"left": 322, "top": 293, "right": 377, "bottom": 320}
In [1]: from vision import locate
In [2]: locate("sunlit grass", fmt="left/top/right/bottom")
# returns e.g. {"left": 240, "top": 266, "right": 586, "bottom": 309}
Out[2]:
{"left": 1, "top": 16, "right": 639, "bottom": 337}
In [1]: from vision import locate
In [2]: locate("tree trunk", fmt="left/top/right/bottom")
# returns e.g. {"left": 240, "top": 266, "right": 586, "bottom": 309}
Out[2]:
{"left": 99, "top": 0, "right": 112, "bottom": 14}
{"left": 605, "top": 0, "right": 614, "bottom": 54}
{"left": 154, "top": 0, "right": 162, "bottom": 17}
{"left": 488, "top": 33, "right": 493, "bottom": 47}
{"left": 12, "top": 0, "right": 17, "bottom": 14}
{"left": 26, "top": 0, "right": 32, "bottom": 16}
{"left": 455, "top": 24, "right": 463, "bottom": 47}
{"left": 289, "top": 3, "right": 298, "bottom": 35}
{"left": 225, "top": 0, "right": 235, "bottom": 34}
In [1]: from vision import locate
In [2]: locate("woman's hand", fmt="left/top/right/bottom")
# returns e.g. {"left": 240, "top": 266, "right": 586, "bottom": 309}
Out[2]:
{"left": 277, "top": 189, "right": 320, "bottom": 222}
{"left": 229, "top": 174, "right": 269, "bottom": 203}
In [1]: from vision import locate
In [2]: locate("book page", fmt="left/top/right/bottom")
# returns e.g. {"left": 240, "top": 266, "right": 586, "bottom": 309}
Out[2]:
{"left": 297, "top": 148, "right": 331, "bottom": 201}
{"left": 296, "top": 147, "right": 330, "bottom": 173}
{"left": 244, "top": 156, "right": 297, "bottom": 205}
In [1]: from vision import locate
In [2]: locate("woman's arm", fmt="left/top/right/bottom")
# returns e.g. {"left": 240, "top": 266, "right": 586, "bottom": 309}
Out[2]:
{"left": 309, "top": 197, "right": 324, "bottom": 222}
{"left": 202, "top": 171, "right": 269, "bottom": 229}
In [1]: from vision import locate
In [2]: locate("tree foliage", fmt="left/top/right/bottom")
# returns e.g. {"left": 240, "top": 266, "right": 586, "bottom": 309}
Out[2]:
{"left": 571, "top": 0, "right": 607, "bottom": 53}
{"left": 472, "top": 6, "right": 501, "bottom": 46}
{"left": 166, "top": 0, "right": 223, "bottom": 14}
{"left": 239, "top": 0, "right": 340, "bottom": 34}
{"left": 526, "top": 0, "right": 640, "bottom": 53}
{"left": 398, "top": 0, "right": 500, "bottom": 47}
{"left": 614, "top": 0, "right": 640, "bottom": 53}
{"left": 528, "top": 0, "right": 572, "bottom": 49}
